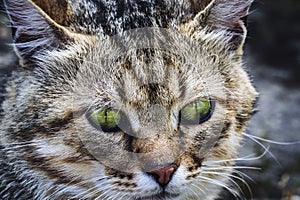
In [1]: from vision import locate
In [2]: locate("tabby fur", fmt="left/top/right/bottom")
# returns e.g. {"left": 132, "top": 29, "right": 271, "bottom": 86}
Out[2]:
{"left": 0, "top": 0, "right": 257, "bottom": 199}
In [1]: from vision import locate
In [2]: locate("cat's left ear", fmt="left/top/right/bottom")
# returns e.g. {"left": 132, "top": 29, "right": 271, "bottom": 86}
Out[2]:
{"left": 184, "top": 0, "right": 253, "bottom": 54}
{"left": 4, "top": 0, "right": 76, "bottom": 68}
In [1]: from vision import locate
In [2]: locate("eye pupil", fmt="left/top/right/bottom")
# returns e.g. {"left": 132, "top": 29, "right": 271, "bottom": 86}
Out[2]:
{"left": 180, "top": 99, "right": 213, "bottom": 125}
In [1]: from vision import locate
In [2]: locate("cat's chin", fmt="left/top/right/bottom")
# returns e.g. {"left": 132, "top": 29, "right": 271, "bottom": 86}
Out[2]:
{"left": 136, "top": 192, "right": 181, "bottom": 200}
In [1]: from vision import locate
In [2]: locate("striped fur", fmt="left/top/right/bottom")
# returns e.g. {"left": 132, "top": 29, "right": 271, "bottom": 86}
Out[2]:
{"left": 0, "top": 0, "right": 257, "bottom": 199}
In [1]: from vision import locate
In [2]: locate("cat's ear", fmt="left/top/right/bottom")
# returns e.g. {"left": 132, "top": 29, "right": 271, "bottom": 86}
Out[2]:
{"left": 3, "top": 0, "right": 75, "bottom": 67}
{"left": 185, "top": 0, "right": 253, "bottom": 53}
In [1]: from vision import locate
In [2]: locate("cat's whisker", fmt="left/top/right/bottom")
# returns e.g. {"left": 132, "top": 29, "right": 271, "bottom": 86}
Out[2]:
{"left": 197, "top": 175, "right": 240, "bottom": 199}
{"left": 202, "top": 165, "right": 261, "bottom": 171}
{"left": 230, "top": 168, "right": 255, "bottom": 183}
{"left": 186, "top": 185, "right": 202, "bottom": 199}
{"left": 201, "top": 170, "right": 251, "bottom": 198}
{"left": 200, "top": 154, "right": 261, "bottom": 199}
{"left": 223, "top": 176, "right": 246, "bottom": 199}
{"left": 200, "top": 160, "right": 258, "bottom": 199}
{"left": 243, "top": 133, "right": 282, "bottom": 167}
{"left": 203, "top": 147, "right": 269, "bottom": 165}
{"left": 201, "top": 170, "right": 244, "bottom": 184}
{"left": 189, "top": 182, "right": 206, "bottom": 198}
{"left": 201, "top": 165, "right": 256, "bottom": 181}
{"left": 243, "top": 132, "right": 300, "bottom": 145}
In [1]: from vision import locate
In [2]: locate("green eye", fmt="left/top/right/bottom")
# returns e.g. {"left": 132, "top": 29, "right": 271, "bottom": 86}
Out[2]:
{"left": 180, "top": 99, "right": 214, "bottom": 125}
{"left": 88, "top": 108, "right": 121, "bottom": 132}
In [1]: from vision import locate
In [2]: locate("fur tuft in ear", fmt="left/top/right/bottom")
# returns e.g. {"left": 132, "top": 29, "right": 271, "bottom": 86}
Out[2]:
{"left": 3, "top": 0, "right": 73, "bottom": 68}
{"left": 207, "top": 0, "right": 253, "bottom": 51}
{"left": 185, "top": 0, "right": 253, "bottom": 52}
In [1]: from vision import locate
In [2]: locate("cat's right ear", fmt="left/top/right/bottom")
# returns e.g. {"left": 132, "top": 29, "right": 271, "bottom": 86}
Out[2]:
{"left": 183, "top": 0, "right": 253, "bottom": 54}
{"left": 3, "top": 0, "right": 75, "bottom": 68}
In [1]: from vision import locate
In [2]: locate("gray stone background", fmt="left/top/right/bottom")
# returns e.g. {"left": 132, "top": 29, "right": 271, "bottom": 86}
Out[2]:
{"left": 0, "top": 0, "right": 299, "bottom": 199}
{"left": 240, "top": 0, "right": 300, "bottom": 199}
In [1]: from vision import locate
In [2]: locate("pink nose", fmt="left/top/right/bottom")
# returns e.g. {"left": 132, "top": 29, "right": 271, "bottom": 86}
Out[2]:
{"left": 147, "top": 164, "right": 178, "bottom": 186}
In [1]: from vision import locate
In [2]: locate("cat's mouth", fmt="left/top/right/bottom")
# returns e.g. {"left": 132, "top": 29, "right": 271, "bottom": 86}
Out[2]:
{"left": 138, "top": 191, "right": 180, "bottom": 200}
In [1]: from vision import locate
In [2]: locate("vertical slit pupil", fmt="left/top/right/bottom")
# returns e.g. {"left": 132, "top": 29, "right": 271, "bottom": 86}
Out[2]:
{"left": 104, "top": 109, "right": 108, "bottom": 124}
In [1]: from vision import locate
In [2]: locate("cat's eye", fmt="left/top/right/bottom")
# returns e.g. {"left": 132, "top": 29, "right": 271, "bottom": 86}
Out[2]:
{"left": 180, "top": 99, "right": 214, "bottom": 125}
{"left": 87, "top": 108, "right": 122, "bottom": 132}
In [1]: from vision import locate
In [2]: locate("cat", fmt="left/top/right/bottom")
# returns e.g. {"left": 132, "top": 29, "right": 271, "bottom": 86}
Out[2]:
{"left": 0, "top": 0, "right": 258, "bottom": 199}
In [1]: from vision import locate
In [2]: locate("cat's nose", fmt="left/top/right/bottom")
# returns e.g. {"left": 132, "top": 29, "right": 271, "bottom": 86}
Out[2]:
{"left": 147, "top": 164, "right": 178, "bottom": 187}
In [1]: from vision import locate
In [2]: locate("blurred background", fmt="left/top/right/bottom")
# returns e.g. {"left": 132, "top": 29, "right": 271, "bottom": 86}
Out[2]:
{"left": 0, "top": 0, "right": 299, "bottom": 199}
{"left": 241, "top": 0, "right": 300, "bottom": 199}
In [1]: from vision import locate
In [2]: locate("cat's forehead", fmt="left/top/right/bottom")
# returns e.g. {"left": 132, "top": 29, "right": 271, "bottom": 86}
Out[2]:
{"left": 82, "top": 47, "right": 223, "bottom": 107}
{"left": 72, "top": 30, "right": 225, "bottom": 107}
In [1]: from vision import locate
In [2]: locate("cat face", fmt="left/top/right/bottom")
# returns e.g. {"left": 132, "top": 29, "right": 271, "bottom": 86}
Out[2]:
{"left": 1, "top": 0, "right": 257, "bottom": 199}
